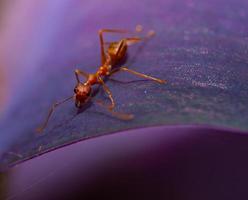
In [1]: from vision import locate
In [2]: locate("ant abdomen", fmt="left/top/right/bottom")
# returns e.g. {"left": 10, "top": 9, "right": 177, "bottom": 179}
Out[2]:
{"left": 108, "top": 39, "right": 127, "bottom": 63}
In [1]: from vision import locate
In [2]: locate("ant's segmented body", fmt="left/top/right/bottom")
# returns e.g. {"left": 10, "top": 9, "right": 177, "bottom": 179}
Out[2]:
{"left": 37, "top": 26, "right": 166, "bottom": 132}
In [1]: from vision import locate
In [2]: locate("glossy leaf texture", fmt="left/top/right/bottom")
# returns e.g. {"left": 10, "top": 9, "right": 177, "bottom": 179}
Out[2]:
{"left": 0, "top": 0, "right": 248, "bottom": 168}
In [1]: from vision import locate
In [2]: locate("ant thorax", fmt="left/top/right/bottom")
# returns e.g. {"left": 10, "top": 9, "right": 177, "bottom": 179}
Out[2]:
{"left": 97, "top": 65, "right": 112, "bottom": 76}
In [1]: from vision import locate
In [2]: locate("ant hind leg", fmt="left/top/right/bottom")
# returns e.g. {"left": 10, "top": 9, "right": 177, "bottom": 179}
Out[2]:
{"left": 98, "top": 25, "right": 147, "bottom": 64}
{"left": 110, "top": 67, "right": 166, "bottom": 84}
{"left": 99, "top": 29, "right": 129, "bottom": 65}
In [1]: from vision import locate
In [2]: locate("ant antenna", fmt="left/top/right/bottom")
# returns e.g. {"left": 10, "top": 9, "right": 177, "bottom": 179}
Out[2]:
{"left": 36, "top": 96, "right": 73, "bottom": 133}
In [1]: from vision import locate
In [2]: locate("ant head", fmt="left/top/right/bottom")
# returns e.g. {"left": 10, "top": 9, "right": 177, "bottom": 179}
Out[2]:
{"left": 74, "top": 83, "right": 92, "bottom": 108}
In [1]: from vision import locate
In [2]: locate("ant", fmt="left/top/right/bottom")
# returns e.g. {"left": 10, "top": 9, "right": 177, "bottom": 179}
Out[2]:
{"left": 37, "top": 25, "right": 167, "bottom": 132}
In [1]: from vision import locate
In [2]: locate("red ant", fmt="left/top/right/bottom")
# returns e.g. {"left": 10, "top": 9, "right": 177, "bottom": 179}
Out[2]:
{"left": 37, "top": 25, "right": 166, "bottom": 132}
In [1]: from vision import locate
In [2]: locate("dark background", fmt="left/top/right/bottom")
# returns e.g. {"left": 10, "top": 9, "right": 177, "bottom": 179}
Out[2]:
{"left": 3, "top": 126, "right": 248, "bottom": 199}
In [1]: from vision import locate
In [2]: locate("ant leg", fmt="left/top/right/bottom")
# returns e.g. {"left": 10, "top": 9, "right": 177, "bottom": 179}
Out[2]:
{"left": 99, "top": 25, "right": 150, "bottom": 63}
{"left": 124, "top": 30, "right": 155, "bottom": 45}
{"left": 94, "top": 100, "right": 134, "bottom": 120}
{"left": 94, "top": 77, "right": 134, "bottom": 120}
{"left": 99, "top": 29, "right": 129, "bottom": 65}
{"left": 98, "top": 77, "right": 115, "bottom": 110}
{"left": 99, "top": 26, "right": 153, "bottom": 63}
{"left": 125, "top": 37, "right": 142, "bottom": 45}
{"left": 36, "top": 96, "right": 73, "bottom": 133}
{"left": 105, "top": 32, "right": 153, "bottom": 48}
{"left": 75, "top": 69, "right": 89, "bottom": 83}
{"left": 105, "top": 37, "right": 142, "bottom": 45}
{"left": 125, "top": 28, "right": 155, "bottom": 44}
{"left": 113, "top": 37, "right": 143, "bottom": 60}
{"left": 115, "top": 31, "right": 155, "bottom": 57}
{"left": 110, "top": 67, "right": 167, "bottom": 84}
{"left": 103, "top": 38, "right": 141, "bottom": 46}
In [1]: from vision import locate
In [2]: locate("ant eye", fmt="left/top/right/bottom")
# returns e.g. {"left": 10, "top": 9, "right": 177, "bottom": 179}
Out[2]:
{"left": 74, "top": 87, "right": 78, "bottom": 93}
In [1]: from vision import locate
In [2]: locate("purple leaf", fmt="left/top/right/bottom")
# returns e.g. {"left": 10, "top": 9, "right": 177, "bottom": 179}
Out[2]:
{"left": 0, "top": 0, "right": 248, "bottom": 168}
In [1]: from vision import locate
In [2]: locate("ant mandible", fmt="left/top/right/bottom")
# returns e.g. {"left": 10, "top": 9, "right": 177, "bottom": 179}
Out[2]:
{"left": 37, "top": 25, "right": 167, "bottom": 132}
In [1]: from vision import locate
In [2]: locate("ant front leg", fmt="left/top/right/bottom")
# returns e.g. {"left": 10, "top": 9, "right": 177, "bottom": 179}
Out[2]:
{"left": 97, "top": 77, "right": 115, "bottom": 110}
{"left": 95, "top": 77, "right": 134, "bottom": 120}
{"left": 110, "top": 67, "right": 167, "bottom": 84}
{"left": 94, "top": 77, "right": 134, "bottom": 120}
{"left": 75, "top": 69, "right": 89, "bottom": 83}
